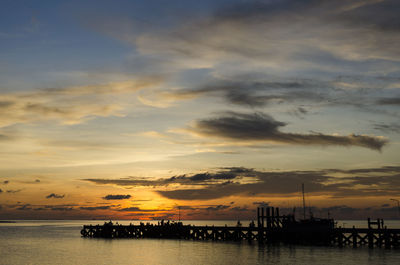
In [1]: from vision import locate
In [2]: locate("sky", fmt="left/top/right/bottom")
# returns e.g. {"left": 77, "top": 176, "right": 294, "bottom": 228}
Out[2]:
{"left": 0, "top": 0, "right": 400, "bottom": 220}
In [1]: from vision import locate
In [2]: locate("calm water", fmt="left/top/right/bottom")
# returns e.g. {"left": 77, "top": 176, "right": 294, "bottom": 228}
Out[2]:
{"left": 1, "top": 220, "right": 399, "bottom": 265}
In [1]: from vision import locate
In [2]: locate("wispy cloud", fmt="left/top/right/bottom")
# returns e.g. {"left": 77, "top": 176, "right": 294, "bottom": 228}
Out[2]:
{"left": 0, "top": 78, "right": 162, "bottom": 128}
{"left": 373, "top": 122, "right": 400, "bottom": 133}
{"left": 80, "top": 206, "right": 111, "bottom": 211}
{"left": 128, "top": 0, "right": 400, "bottom": 69}
{"left": 102, "top": 194, "right": 131, "bottom": 200}
{"left": 46, "top": 193, "right": 65, "bottom": 199}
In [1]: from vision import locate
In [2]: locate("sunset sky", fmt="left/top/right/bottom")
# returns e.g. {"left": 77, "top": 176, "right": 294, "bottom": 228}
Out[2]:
{"left": 1, "top": 0, "right": 400, "bottom": 220}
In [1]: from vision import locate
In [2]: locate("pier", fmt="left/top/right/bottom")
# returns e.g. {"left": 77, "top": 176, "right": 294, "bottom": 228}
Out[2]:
{"left": 81, "top": 207, "right": 400, "bottom": 248}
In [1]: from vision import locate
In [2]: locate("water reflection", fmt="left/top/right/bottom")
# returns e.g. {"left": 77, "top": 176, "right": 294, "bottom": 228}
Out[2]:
{"left": 1, "top": 222, "right": 400, "bottom": 265}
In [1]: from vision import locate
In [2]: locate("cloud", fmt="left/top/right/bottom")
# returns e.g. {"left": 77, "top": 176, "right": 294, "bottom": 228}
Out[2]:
{"left": 205, "top": 205, "right": 230, "bottom": 211}
{"left": 0, "top": 95, "right": 122, "bottom": 128}
{"left": 16, "top": 204, "right": 32, "bottom": 211}
{"left": 336, "top": 166, "right": 400, "bottom": 174}
{"left": 117, "top": 207, "right": 165, "bottom": 212}
{"left": 6, "top": 189, "right": 21, "bottom": 193}
{"left": 173, "top": 205, "right": 197, "bottom": 211}
{"left": 3, "top": 203, "right": 79, "bottom": 212}
{"left": 158, "top": 166, "right": 400, "bottom": 200}
{"left": 87, "top": 0, "right": 400, "bottom": 119}
{"left": 40, "top": 77, "right": 163, "bottom": 96}
{"left": 373, "top": 122, "right": 400, "bottom": 133}
{"left": 84, "top": 165, "right": 400, "bottom": 200}
{"left": 0, "top": 133, "right": 16, "bottom": 142}
{"left": 156, "top": 79, "right": 326, "bottom": 108}
{"left": 377, "top": 97, "right": 400, "bottom": 105}
{"left": 83, "top": 169, "right": 243, "bottom": 187}
{"left": 47, "top": 206, "right": 74, "bottom": 211}
{"left": 102, "top": 194, "right": 131, "bottom": 200}
{"left": 253, "top": 201, "right": 270, "bottom": 207}
{"left": 0, "top": 78, "right": 162, "bottom": 128}
{"left": 231, "top": 206, "right": 249, "bottom": 212}
{"left": 188, "top": 112, "right": 387, "bottom": 151}
{"left": 128, "top": 0, "right": 400, "bottom": 69}
{"left": 46, "top": 193, "right": 65, "bottom": 199}
{"left": 80, "top": 206, "right": 111, "bottom": 211}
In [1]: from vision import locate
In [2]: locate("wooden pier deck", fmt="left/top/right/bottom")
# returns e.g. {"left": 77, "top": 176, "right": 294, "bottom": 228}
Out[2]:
{"left": 81, "top": 207, "right": 400, "bottom": 248}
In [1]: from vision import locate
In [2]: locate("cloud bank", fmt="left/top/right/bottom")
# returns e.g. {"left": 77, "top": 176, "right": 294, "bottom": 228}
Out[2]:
{"left": 84, "top": 165, "right": 400, "bottom": 200}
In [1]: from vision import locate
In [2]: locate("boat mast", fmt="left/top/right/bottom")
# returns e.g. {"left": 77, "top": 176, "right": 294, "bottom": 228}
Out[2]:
{"left": 302, "top": 183, "right": 306, "bottom": 220}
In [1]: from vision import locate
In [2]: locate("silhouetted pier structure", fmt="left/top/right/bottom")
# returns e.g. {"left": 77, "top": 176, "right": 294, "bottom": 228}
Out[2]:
{"left": 81, "top": 207, "right": 400, "bottom": 248}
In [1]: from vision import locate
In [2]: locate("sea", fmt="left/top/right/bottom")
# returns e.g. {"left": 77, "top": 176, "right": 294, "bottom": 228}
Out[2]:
{"left": 1, "top": 220, "right": 399, "bottom": 265}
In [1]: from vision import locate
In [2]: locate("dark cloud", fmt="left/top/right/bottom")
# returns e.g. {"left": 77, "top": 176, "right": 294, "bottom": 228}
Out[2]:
{"left": 379, "top": 206, "right": 399, "bottom": 213}
{"left": 83, "top": 169, "right": 243, "bottom": 187}
{"left": 377, "top": 97, "right": 400, "bottom": 105}
{"left": 158, "top": 167, "right": 400, "bottom": 200}
{"left": 45, "top": 193, "right": 65, "bottom": 199}
{"left": 102, "top": 194, "right": 131, "bottom": 200}
{"left": 0, "top": 133, "right": 16, "bottom": 141}
{"left": 337, "top": 166, "right": 400, "bottom": 174}
{"left": 16, "top": 204, "right": 32, "bottom": 211}
{"left": 82, "top": 177, "right": 160, "bottom": 187}
{"left": 7, "top": 189, "right": 21, "bottom": 193}
{"left": 373, "top": 122, "right": 400, "bottom": 133}
{"left": 84, "top": 166, "right": 400, "bottom": 200}
{"left": 47, "top": 206, "right": 74, "bottom": 211}
{"left": 320, "top": 205, "right": 356, "bottom": 214}
{"left": 80, "top": 206, "right": 111, "bottom": 211}
{"left": 205, "top": 205, "right": 230, "bottom": 211}
{"left": 253, "top": 201, "right": 270, "bottom": 207}
{"left": 174, "top": 205, "right": 197, "bottom": 210}
{"left": 181, "top": 172, "right": 237, "bottom": 182}
{"left": 0, "top": 101, "right": 15, "bottom": 108}
{"left": 10, "top": 204, "right": 77, "bottom": 212}
{"left": 231, "top": 206, "right": 249, "bottom": 212}
{"left": 190, "top": 112, "right": 387, "bottom": 151}
{"left": 164, "top": 79, "right": 327, "bottom": 108}
{"left": 289, "top": 107, "right": 309, "bottom": 118}
{"left": 117, "top": 207, "right": 165, "bottom": 212}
